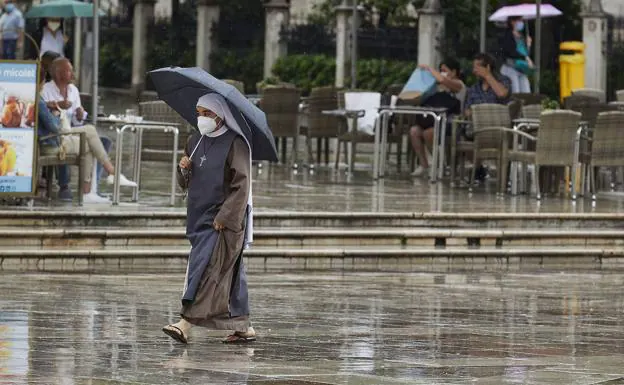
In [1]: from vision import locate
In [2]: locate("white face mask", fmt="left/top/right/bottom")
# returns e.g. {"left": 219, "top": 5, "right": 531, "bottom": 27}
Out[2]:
{"left": 197, "top": 116, "right": 218, "bottom": 136}
{"left": 47, "top": 21, "right": 60, "bottom": 31}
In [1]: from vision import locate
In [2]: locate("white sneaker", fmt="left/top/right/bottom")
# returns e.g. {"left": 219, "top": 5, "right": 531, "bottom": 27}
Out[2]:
{"left": 83, "top": 193, "right": 110, "bottom": 204}
{"left": 106, "top": 174, "right": 138, "bottom": 187}
{"left": 411, "top": 166, "right": 428, "bottom": 177}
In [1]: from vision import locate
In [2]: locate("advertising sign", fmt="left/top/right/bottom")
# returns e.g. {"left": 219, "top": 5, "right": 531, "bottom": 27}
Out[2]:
{"left": 0, "top": 61, "right": 38, "bottom": 197}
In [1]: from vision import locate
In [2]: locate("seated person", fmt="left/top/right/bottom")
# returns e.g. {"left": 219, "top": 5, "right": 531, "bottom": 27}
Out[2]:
{"left": 463, "top": 53, "right": 512, "bottom": 181}
{"left": 409, "top": 58, "right": 466, "bottom": 177}
{"left": 464, "top": 52, "right": 511, "bottom": 117}
{"left": 39, "top": 50, "right": 71, "bottom": 200}
{"left": 40, "top": 57, "right": 136, "bottom": 203}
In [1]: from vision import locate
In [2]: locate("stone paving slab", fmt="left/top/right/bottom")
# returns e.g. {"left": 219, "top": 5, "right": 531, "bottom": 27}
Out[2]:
{"left": 2, "top": 272, "right": 624, "bottom": 384}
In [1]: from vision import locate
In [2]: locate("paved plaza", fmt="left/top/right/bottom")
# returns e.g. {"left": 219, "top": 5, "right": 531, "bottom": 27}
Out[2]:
{"left": 1, "top": 271, "right": 624, "bottom": 384}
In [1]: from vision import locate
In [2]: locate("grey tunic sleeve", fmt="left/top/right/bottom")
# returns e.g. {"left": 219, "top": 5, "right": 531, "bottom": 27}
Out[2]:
{"left": 214, "top": 137, "right": 250, "bottom": 231}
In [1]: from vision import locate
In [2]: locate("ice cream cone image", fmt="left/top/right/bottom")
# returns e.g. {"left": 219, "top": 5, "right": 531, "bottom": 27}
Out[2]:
{"left": 0, "top": 140, "right": 16, "bottom": 176}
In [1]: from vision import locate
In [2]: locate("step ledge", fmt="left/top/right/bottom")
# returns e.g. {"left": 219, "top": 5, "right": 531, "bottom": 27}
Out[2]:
{"left": 1, "top": 228, "right": 623, "bottom": 239}
{"left": 1, "top": 210, "right": 624, "bottom": 220}
{"left": 1, "top": 248, "right": 623, "bottom": 258}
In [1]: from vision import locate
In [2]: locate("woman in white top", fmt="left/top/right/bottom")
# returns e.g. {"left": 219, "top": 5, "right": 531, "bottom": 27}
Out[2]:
{"left": 39, "top": 18, "right": 66, "bottom": 57}
{"left": 409, "top": 58, "right": 467, "bottom": 177}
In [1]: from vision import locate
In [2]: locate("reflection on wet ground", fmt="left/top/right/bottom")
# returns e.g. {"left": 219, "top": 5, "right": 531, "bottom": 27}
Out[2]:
{"left": 2, "top": 272, "right": 624, "bottom": 384}
{"left": 61, "top": 153, "right": 624, "bottom": 214}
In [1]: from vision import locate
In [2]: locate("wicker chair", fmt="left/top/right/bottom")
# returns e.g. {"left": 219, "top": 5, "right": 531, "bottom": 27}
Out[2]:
{"left": 512, "top": 93, "right": 547, "bottom": 107}
{"left": 37, "top": 132, "right": 87, "bottom": 205}
{"left": 299, "top": 86, "right": 341, "bottom": 165}
{"left": 138, "top": 101, "right": 193, "bottom": 163}
{"left": 588, "top": 111, "right": 624, "bottom": 199}
{"left": 565, "top": 100, "right": 618, "bottom": 130}
{"left": 507, "top": 110, "right": 585, "bottom": 200}
{"left": 223, "top": 79, "right": 245, "bottom": 94}
{"left": 617, "top": 90, "right": 624, "bottom": 102}
{"left": 572, "top": 88, "right": 606, "bottom": 103}
{"left": 508, "top": 99, "right": 523, "bottom": 121}
{"left": 258, "top": 87, "right": 302, "bottom": 167}
{"left": 522, "top": 104, "right": 542, "bottom": 120}
{"left": 469, "top": 104, "right": 513, "bottom": 193}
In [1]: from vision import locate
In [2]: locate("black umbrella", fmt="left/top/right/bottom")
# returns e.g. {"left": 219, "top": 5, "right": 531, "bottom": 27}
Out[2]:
{"left": 148, "top": 66, "right": 278, "bottom": 162}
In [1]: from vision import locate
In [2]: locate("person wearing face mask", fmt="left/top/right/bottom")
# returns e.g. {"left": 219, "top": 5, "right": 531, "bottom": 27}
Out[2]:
{"left": 0, "top": 0, "right": 24, "bottom": 60}
{"left": 499, "top": 15, "right": 533, "bottom": 94}
{"left": 409, "top": 58, "right": 466, "bottom": 177}
{"left": 163, "top": 93, "right": 256, "bottom": 345}
{"left": 39, "top": 18, "right": 66, "bottom": 57}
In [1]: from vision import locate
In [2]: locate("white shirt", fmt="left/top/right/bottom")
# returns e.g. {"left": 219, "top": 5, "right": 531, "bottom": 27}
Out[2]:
{"left": 41, "top": 81, "right": 87, "bottom": 126}
{"left": 40, "top": 29, "right": 64, "bottom": 57}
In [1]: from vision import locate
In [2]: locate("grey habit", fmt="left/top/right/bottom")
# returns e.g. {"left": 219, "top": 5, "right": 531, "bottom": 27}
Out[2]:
{"left": 177, "top": 129, "right": 251, "bottom": 332}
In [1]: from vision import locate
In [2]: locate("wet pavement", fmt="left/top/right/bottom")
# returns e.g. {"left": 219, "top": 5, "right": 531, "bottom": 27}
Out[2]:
{"left": 1, "top": 272, "right": 624, "bottom": 384}
{"left": 49, "top": 152, "right": 624, "bottom": 214}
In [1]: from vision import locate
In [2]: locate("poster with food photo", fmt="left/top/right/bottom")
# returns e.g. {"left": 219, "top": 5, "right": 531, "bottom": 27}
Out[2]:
{"left": 0, "top": 61, "right": 38, "bottom": 196}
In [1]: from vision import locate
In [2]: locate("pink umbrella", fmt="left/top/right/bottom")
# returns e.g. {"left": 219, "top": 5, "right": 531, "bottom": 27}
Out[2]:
{"left": 488, "top": 3, "right": 562, "bottom": 22}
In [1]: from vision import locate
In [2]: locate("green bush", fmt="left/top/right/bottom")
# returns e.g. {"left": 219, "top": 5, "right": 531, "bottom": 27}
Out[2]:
{"left": 272, "top": 54, "right": 414, "bottom": 94}
{"left": 539, "top": 69, "right": 559, "bottom": 101}
{"left": 99, "top": 28, "right": 133, "bottom": 88}
{"left": 210, "top": 48, "right": 264, "bottom": 94}
{"left": 608, "top": 43, "right": 624, "bottom": 100}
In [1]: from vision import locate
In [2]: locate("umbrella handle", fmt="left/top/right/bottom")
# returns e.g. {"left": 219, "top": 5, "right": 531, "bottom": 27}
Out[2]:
{"left": 188, "top": 134, "right": 204, "bottom": 160}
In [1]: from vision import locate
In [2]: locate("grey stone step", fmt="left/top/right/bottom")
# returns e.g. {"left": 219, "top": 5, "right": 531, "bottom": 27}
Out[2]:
{"left": 1, "top": 246, "right": 623, "bottom": 273}
{"left": 1, "top": 227, "right": 623, "bottom": 247}
{"left": 1, "top": 210, "right": 624, "bottom": 229}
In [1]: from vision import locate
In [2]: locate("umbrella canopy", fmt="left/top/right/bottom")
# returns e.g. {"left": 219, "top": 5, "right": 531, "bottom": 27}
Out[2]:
{"left": 148, "top": 67, "right": 278, "bottom": 162}
{"left": 24, "top": 0, "right": 104, "bottom": 18}
{"left": 488, "top": 3, "right": 562, "bottom": 22}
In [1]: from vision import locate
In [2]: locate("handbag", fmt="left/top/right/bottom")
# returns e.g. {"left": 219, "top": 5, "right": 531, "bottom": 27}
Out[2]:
{"left": 57, "top": 107, "right": 72, "bottom": 133}
{"left": 56, "top": 107, "right": 72, "bottom": 161}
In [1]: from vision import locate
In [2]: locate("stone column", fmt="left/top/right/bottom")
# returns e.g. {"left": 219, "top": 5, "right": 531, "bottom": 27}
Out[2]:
{"left": 263, "top": 0, "right": 290, "bottom": 79}
{"left": 196, "top": 0, "right": 219, "bottom": 71}
{"left": 582, "top": 0, "right": 608, "bottom": 95}
{"left": 335, "top": 0, "right": 352, "bottom": 88}
{"left": 417, "top": 0, "right": 444, "bottom": 69}
{"left": 73, "top": 18, "right": 83, "bottom": 87}
{"left": 131, "top": 0, "right": 156, "bottom": 96}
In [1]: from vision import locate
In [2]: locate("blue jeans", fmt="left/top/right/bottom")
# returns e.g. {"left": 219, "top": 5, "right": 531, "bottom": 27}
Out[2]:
{"left": 57, "top": 136, "right": 112, "bottom": 188}
{"left": 3, "top": 39, "right": 16, "bottom": 60}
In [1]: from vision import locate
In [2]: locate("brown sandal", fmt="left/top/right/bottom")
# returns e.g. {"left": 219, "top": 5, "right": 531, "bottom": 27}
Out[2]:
{"left": 222, "top": 331, "right": 256, "bottom": 344}
{"left": 162, "top": 325, "right": 188, "bottom": 344}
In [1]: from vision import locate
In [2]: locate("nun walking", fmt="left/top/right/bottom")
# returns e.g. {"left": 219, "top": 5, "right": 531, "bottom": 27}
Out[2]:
{"left": 162, "top": 93, "right": 256, "bottom": 344}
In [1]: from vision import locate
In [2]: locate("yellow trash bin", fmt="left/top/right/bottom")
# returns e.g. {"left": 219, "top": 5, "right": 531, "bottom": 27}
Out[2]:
{"left": 559, "top": 41, "right": 585, "bottom": 101}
